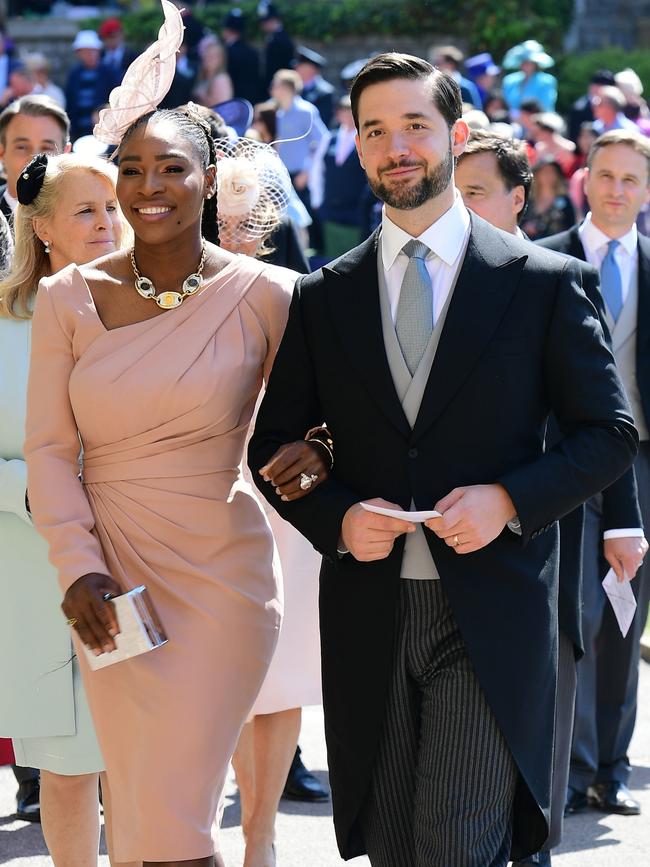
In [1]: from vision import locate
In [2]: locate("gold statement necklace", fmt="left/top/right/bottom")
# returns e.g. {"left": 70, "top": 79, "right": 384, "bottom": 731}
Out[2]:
{"left": 131, "top": 242, "right": 207, "bottom": 310}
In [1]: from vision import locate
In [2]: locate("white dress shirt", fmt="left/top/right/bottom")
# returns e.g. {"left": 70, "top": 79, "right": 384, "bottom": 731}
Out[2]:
{"left": 579, "top": 214, "right": 643, "bottom": 540}
{"left": 579, "top": 213, "right": 638, "bottom": 306}
{"left": 381, "top": 193, "right": 471, "bottom": 326}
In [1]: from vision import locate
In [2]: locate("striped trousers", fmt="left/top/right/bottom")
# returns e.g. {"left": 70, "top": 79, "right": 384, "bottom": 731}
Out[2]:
{"left": 359, "top": 579, "right": 518, "bottom": 867}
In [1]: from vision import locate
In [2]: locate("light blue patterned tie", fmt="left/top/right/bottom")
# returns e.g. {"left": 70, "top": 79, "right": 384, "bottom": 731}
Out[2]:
{"left": 601, "top": 239, "right": 623, "bottom": 322}
{"left": 396, "top": 240, "right": 434, "bottom": 375}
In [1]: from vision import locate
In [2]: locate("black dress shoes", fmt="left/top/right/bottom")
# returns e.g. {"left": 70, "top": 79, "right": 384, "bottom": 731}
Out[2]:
{"left": 15, "top": 778, "right": 41, "bottom": 823}
{"left": 282, "top": 748, "right": 329, "bottom": 802}
{"left": 564, "top": 785, "right": 589, "bottom": 815}
{"left": 511, "top": 852, "right": 552, "bottom": 866}
{"left": 588, "top": 781, "right": 641, "bottom": 815}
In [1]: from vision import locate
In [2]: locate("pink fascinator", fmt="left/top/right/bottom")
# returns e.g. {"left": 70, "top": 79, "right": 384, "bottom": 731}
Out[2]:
{"left": 94, "top": 0, "right": 184, "bottom": 145}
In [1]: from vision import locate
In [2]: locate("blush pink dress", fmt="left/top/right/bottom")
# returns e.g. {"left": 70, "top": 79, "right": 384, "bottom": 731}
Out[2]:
{"left": 24, "top": 255, "right": 296, "bottom": 862}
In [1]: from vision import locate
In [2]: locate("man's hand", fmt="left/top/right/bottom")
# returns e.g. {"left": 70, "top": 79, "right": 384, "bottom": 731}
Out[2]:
{"left": 293, "top": 170, "right": 309, "bottom": 191}
{"left": 604, "top": 535, "right": 648, "bottom": 583}
{"left": 425, "top": 484, "right": 516, "bottom": 554}
{"left": 61, "top": 572, "right": 122, "bottom": 655}
{"left": 341, "top": 498, "right": 416, "bottom": 562}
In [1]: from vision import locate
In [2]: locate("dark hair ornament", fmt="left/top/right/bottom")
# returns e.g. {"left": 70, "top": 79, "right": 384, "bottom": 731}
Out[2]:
{"left": 16, "top": 153, "right": 49, "bottom": 206}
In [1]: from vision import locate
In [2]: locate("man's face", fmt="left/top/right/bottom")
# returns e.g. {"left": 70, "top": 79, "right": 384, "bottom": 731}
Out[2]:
{"left": 355, "top": 77, "right": 467, "bottom": 212}
{"left": 0, "top": 114, "right": 67, "bottom": 197}
{"left": 77, "top": 48, "right": 101, "bottom": 69}
{"left": 336, "top": 107, "right": 355, "bottom": 131}
{"left": 270, "top": 79, "right": 292, "bottom": 106}
{"left": 591, "top": 96, "right": 616, "bottom": 124}
{"left": 455, "top": 151, "right": 524, "bottom": 234}
{"left": 295, "top": 61, "right": 317, "bottom": 83}
{"left": 585, "top": 143, "right": 650, "bottom": 234}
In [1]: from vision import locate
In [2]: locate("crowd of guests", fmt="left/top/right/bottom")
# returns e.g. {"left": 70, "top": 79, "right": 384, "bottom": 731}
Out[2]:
{"left": 3, "top": 3, "right": 649, "bottom": 262}
{"left": 0, "top": 3, "right": 649, "bottom": 867}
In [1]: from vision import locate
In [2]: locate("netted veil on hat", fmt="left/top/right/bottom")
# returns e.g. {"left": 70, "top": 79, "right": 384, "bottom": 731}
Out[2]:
{"left": 215, "top": 137, "right": 292, "bottom": 249}
{"left": 94, "top": 0, "right": 184, "bottom": 145}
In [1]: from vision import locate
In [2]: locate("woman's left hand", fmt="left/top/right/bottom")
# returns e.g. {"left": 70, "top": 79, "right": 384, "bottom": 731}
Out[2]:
{"left": 259, "top": 441, "right": 329, "bottom": 501}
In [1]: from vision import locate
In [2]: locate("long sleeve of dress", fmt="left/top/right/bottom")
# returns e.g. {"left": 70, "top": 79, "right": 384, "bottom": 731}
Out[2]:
{"left": 24, "top": 278, "right": 110, "bottom": 594}
{"left": 0, "top": 458, "right": 31, "bottom": 525}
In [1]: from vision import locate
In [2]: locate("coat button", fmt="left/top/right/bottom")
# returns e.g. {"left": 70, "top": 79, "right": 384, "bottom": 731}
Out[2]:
{"left": 408, "top": 448, "right": 418, "bottom": 459}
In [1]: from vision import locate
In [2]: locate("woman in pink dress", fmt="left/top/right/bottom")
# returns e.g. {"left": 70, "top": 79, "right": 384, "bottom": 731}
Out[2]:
{"left": 24, "top": 101, "right": 327, "bottom": 867}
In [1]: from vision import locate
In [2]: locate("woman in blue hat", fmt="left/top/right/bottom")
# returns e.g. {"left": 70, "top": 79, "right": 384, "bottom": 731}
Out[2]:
{"left": 502, "top": 40, "right": 557, "bottom": 115}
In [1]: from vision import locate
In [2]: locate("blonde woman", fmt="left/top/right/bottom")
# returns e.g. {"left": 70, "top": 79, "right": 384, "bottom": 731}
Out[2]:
{"left": 0, "top": 152, "right": 129, "bottom": 867}
{"left": 193, "top": 34, "right": 234, "bottom": 108}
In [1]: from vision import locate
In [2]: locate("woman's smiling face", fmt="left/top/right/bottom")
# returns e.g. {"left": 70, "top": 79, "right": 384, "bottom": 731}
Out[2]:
{"left": 117, "top": 118, "right": 214, "bottom": 245}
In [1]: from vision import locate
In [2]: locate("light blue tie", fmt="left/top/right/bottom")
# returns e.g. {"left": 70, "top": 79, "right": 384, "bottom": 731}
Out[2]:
{"left": 396, "top": 240, "right": 434, "bottom": 375}
{"left": 601, "top": 239, "right": 623, "bottom": 322}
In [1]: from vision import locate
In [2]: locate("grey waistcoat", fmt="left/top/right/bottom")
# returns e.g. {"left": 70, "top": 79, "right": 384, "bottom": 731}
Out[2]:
{"left": 605, "top": 275, "right": 649, "bottom": 441}
{"left": 377, "top": 241, "right": 467, "bottom": 579}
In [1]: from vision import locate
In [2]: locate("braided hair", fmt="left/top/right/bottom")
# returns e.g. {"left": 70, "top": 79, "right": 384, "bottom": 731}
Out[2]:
{"left": 120, "top": 106, "right": 219, "bottom": 245}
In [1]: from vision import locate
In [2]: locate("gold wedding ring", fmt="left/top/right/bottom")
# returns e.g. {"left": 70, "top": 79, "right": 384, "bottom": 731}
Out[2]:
{"left": 453, "top": 535, "right": 460, "bottom": 547}
{"left": 67, "top": 617, "right": 78, "bottom": 627}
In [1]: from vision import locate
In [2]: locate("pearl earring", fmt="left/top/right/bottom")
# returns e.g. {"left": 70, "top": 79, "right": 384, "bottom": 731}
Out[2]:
{"left": 206, "top": 192, "right": 213, "bottom": 200}
{"left": 44, "top": 240, "right": 51, "bottom": 254}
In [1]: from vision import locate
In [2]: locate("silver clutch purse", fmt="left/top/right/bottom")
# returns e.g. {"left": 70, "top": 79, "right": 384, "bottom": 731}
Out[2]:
{"left": 82, "top": 585, "right": 168, "bottom": 671}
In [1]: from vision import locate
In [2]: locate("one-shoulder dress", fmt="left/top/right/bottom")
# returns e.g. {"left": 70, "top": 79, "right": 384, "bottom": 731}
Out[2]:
{"left": 24, "top": 255, "right": 296, "bottom": 862}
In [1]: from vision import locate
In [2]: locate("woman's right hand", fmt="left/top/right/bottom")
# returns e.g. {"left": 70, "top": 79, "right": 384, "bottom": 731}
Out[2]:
{"left": 61, "top": 573, "right": 122, "bottom": 655}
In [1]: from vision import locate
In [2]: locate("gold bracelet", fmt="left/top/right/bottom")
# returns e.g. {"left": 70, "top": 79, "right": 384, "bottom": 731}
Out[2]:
{"left": 306, "top": 436, "right": 334, "bottom": 470}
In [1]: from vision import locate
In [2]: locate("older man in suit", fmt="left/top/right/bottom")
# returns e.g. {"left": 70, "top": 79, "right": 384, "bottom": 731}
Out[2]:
{"left": 249, "top": 55, "right": 638, "bottom": 866}
{"left": 538, "top": 128, "right": 650, "bottom": 820}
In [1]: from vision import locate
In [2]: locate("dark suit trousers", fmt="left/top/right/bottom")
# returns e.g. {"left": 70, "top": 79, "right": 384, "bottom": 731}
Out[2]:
{"left": 571, "top": 442, "right": 650, "bottom": 790}
{"left": 359, "top": 580, "right": 517, "bottom": 867}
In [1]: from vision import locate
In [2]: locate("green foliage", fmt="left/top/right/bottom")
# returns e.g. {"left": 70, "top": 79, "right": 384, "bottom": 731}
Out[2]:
{"left": 555, "top": 49, "right": 650, "bottom": 114}
{"left": 97, "top": 0, "right": 574, "bottom": 60}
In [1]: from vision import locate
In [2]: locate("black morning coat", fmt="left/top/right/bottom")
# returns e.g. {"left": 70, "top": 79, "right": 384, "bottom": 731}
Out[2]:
{"left": 248, "top": 214, "right": 639, "bottom": 861}
{"left": 537, "top": 228, "right": 645, "bottom": 657}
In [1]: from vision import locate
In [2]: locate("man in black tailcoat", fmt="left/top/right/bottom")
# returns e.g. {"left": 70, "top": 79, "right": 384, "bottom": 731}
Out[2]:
{"left": 249, "top": 55, "right": 638, "bottom": 866}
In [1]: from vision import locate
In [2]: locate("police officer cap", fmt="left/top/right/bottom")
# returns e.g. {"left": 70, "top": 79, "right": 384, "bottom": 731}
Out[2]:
{"left": 258, "top": 2, "right": 280, "bottom": 20}
{"left": 341, "top": 57, "right": 371, "bottom": 83}
{"left": 224, "top": 8, "right": 246, "bottom": 32}
{"left": 295, "top": 45, "right": 327, "bottom": 68}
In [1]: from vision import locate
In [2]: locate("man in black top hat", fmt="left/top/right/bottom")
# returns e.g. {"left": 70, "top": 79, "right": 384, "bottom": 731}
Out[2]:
{"left": 222, "top": 8, "right": 262, "bottom": 105}
{"left": 295, "top": 45, "right": 335, "bottom": 128}
{"left": 258, "top": 1, "right": 295, "bottom": 90}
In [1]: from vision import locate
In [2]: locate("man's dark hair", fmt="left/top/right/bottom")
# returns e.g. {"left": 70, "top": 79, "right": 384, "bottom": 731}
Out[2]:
{"left": 349, "top": 52, "right": 462, "bottom": 132}
{"left": 459, "top": 129, "right": 533, "bottom": 217}
{"left": 587, "top": 128, "right": 650, "bottom": 177}
{"left": 519, "top": 98, "right": 543, "bottom": 115}
{"left": 0, "top": 94, "right": 70, "bottom": 148}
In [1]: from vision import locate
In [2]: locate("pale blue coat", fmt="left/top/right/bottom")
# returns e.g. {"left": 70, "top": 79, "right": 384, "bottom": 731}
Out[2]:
{"left": 0, "top": 313, "right": 102, "bottom": 771}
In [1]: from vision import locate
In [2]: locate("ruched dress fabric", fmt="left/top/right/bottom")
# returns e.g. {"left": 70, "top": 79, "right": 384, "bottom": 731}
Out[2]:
{"left": 24, "top": 256, "right": 296, "bottom": 862}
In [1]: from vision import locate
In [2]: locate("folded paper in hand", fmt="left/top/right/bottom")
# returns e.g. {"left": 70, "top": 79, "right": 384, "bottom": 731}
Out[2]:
{"left": 602, "top": 568, "right": 637, "bottom": 638}
{"left": 361, "top": 502, "right": 442, "bottom": 523}
{"left": 82, "top": 585, "right": 168, "bottom": 671}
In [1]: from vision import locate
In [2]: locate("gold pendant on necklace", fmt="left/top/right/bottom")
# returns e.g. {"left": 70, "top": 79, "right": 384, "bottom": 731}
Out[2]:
{"left": 157, "top": 292, "right": 183, "bottom": 309}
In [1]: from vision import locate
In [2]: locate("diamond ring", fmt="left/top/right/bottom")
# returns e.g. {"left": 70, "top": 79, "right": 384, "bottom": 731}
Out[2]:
{"left": 299, "top": 472, "right": 319, "bottom": 490}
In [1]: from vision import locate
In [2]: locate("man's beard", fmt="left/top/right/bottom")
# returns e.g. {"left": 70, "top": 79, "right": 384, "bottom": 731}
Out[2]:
{"left": 369, "top": 145, "right": 454, "bottom": 210}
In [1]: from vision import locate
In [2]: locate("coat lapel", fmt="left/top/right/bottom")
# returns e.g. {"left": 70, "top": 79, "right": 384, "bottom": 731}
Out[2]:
{"left": 325, "top": 230, "right": 411, "bottom": 438}
{"left": 565, "top": 225, "right": 587, "bottom": 262}
{"left": 411, "top": 215, "right": 527, "bottom": 442}
{"left": 636, "top": 235, "right": 650, "bottom": 357}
